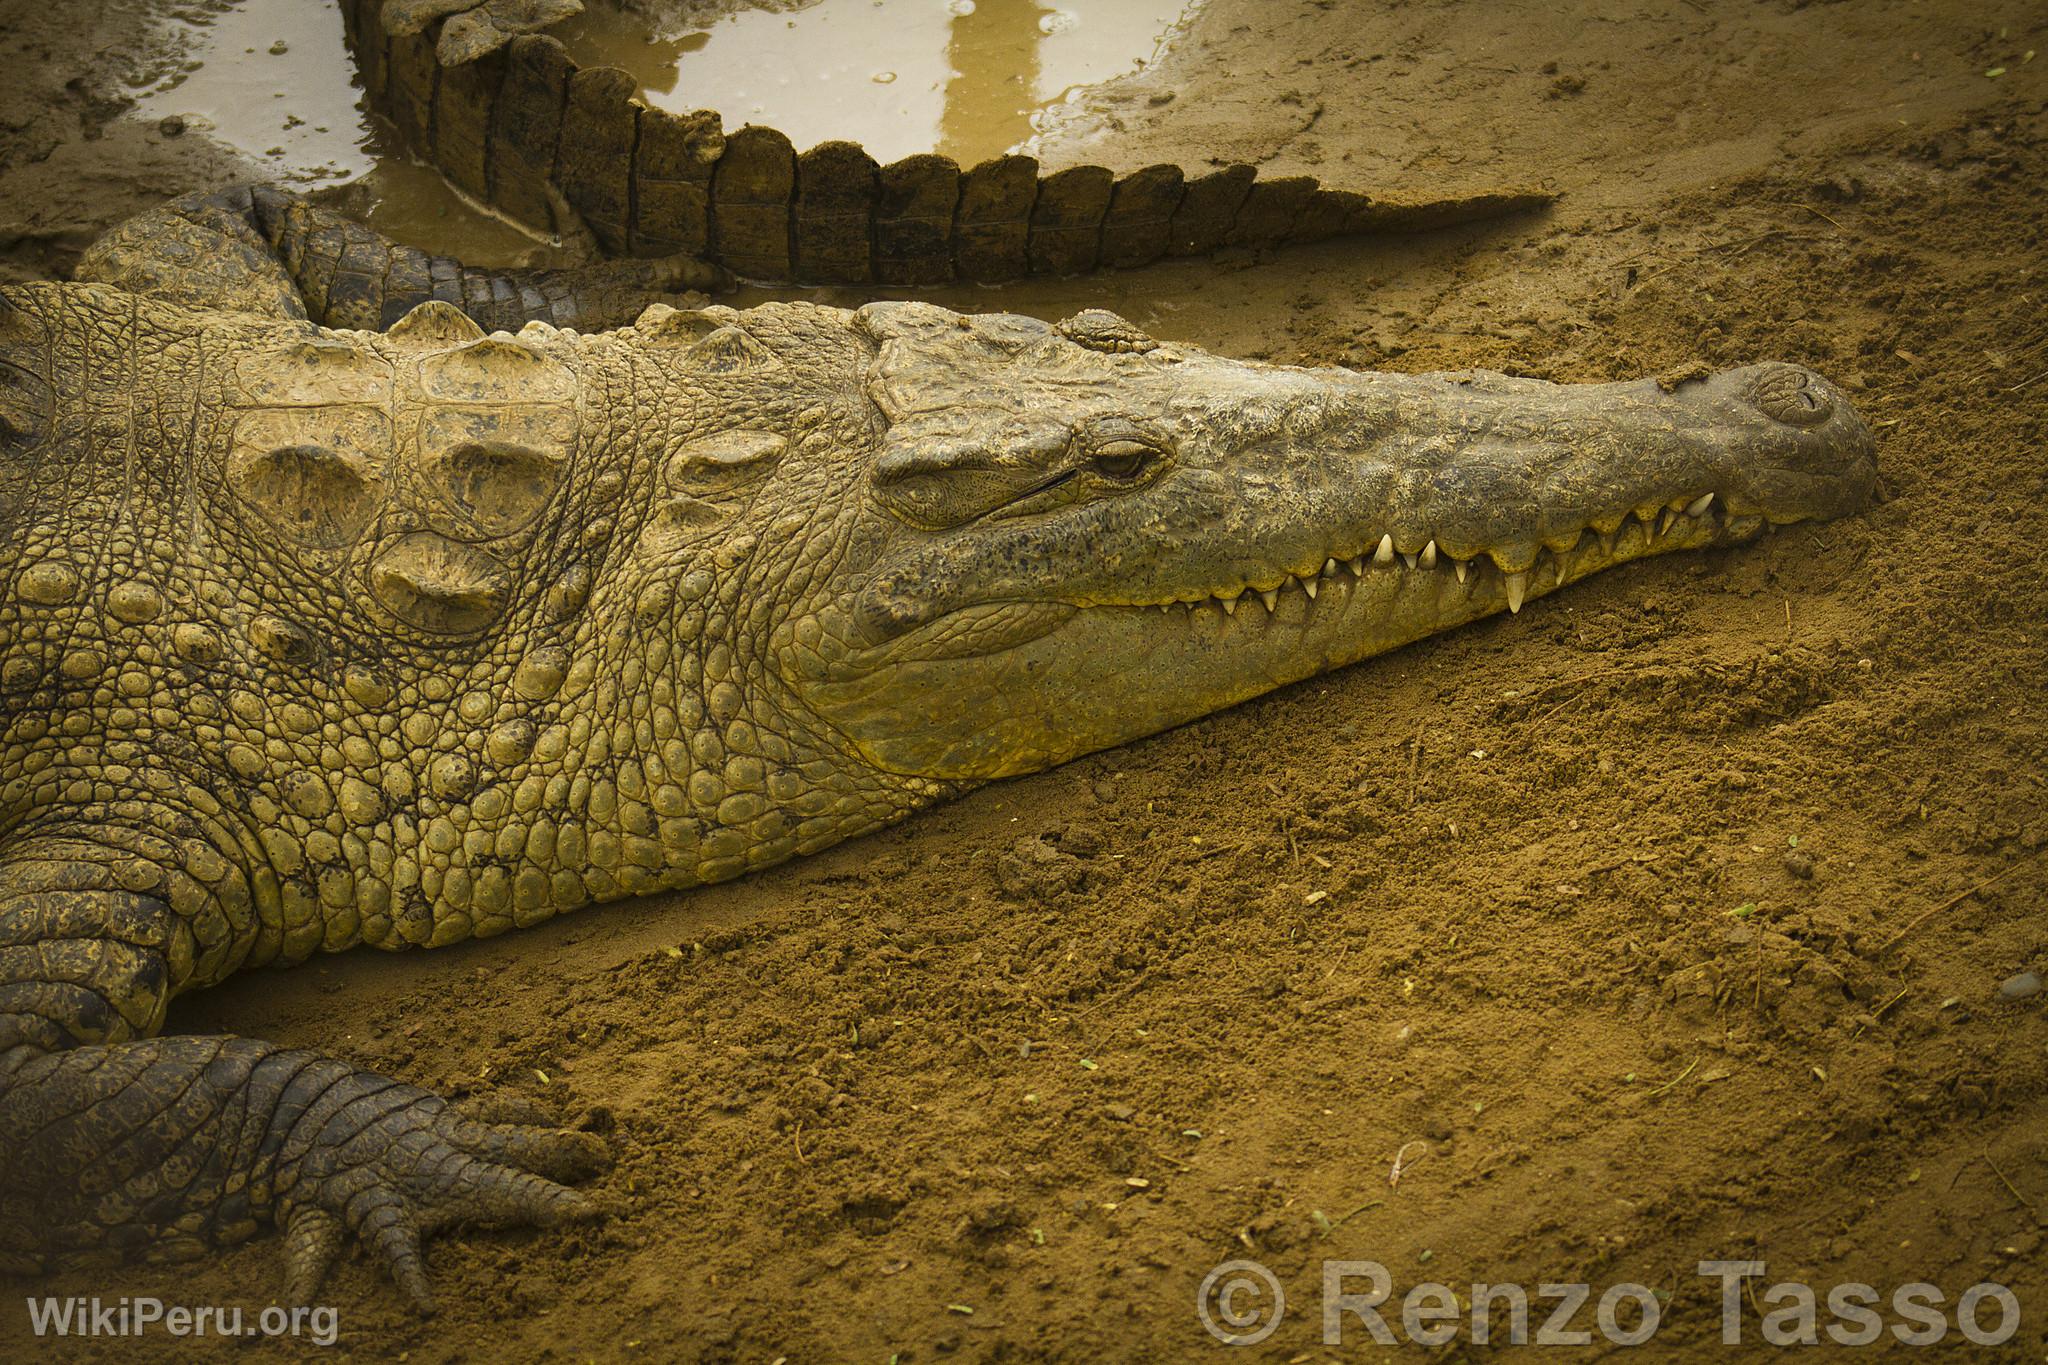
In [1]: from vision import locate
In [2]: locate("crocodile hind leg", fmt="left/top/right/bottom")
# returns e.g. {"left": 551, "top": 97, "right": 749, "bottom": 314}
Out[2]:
{"left": 74, "top": 184, "right": 729, "bottom": 332}
{"left": 0, "top": 835, "right": 609, "bottom": 1309}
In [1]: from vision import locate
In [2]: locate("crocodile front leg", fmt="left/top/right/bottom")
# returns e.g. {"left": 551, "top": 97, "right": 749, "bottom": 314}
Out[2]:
{"left": 0, "top": 836, "right": 608, "bottom": 1309}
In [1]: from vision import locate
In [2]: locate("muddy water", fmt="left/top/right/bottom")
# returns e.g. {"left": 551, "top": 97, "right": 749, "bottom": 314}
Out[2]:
{"left": 132, "top": 0, "right": 546, "bottom": 260}
{"left": 133, "top": 0, "right": 1194, "bottom": 268}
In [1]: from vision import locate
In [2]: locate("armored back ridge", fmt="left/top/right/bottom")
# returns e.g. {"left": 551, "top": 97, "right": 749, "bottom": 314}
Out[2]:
{"left": 335, "top": 0, "right": 1551, "bottom": 285}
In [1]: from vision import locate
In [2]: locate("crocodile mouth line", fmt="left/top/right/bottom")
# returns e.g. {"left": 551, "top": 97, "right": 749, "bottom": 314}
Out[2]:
{"left": 1083, "top": 491, "right": 1781, "bottom": 621}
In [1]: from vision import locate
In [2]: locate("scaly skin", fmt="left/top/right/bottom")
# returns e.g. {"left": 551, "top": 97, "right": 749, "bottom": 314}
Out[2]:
{"left": 0, "top": 197, "right": 1875, "bottom": 1308}
{"left": 75, "top": 184, "right": 731, "bottom": 332}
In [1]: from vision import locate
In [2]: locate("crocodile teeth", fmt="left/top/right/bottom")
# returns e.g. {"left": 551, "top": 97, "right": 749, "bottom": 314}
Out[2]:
{"left": 1324, "top": 558, "right": 1341, "bottom": 576}
{"left": 1455, "top": 559, "right": 1469, "bottom": 584}
{"left": 1401, "top": 551, "right": 1418, "bottom": 570}
{"left": 1302, "top": 576, "right": 1318, "bottom": 599}
{"left": 1686, "top": 492, "right": 1715, "bottom": 518}
{"left": 1420, "top": 540, "right": 1438, "bottom": 569}
{"left": 1660, "top": 508, "right": 1678, "bottom": 535}
{"left": 1220, "top": 594, "right": 1239, "bottom": 616}
{"left": 1374, "top": 533, "right": 1396, "bottom": 566}
{"left": 1259, "top": 588, "right": 1279, "bottom": 613}
{"left": 1504, "top": 570, "right": 1529, "bottom": 613}
{"left": 1347, "top": 556, "right": 1365, "bottom": 576}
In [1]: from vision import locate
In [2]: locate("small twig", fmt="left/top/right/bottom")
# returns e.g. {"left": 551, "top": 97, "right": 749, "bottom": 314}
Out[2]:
{"left": 1981, "top": 1156, "right": 2039, "bottom": 1219}
{"left": 2006, "top": 367, "right": 2048, "bottom": 393}
{"left": 794, "top": 1121, "right": 809, "bottom": 1164}
{"left": 1877, "top": 855, "right": 2039, "bottom": 954}
{"left": 1647, "top": 1056, "right": 1700, "bottom": 1097}
{"left": 1404, "top": 721, "right": 1425, "bottom": 808}
{"left": 1755, "top": 930, "right": 1765, "bottom": 1013}
{"left": 1783, "top": 598, "right": 1793, "bottom": 643}
{"left": 1389, "top": 1140, "right": 1428, "bottom": 1188}
{"left": 1142, "top": 1144, "right": 1193, "bottom": 1172}
{"left": 1516, "top": 666, "right": 1638, "bottom": 706}
{"left": 1853, "top": 984, "right": 1912, "bottom": 1037}
{"left": 1324, "top": 1198, "right": 1385, "bottom": 1233}
{"left": 1799, "top": 203, "right": 1846, "bottom": 231}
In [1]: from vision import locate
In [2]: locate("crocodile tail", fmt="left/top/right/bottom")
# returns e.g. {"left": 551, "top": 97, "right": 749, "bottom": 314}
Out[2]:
{"left": 339, "top": 1, "right": 1552, "bottom": 286}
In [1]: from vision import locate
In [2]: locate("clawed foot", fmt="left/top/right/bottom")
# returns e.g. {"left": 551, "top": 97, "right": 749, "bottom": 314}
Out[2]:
{"left": 275, "top": 1069, "right": 610, "bottom": 1312}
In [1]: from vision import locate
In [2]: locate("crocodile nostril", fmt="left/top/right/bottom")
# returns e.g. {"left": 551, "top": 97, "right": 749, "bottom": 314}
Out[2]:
{"left": 1748, "top": 363, "right": 1834, "bottom": 427}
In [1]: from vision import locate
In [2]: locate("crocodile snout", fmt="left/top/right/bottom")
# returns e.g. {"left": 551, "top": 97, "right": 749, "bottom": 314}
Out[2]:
{"left": 1628, "top": 362, "right": 1874, "bottom": 528}
{"left": 1746, "top": 361, "right": 1838, "bottom": 428}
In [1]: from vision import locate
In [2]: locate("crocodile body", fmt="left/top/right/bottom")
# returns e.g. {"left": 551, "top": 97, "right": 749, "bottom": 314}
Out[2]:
{"left": 0, "top": 0, "right": 1878, "bottom": 1316}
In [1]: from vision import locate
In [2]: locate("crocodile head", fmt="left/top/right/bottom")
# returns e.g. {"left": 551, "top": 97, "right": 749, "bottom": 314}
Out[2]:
{"left": 748, "top": 302, "right": 1875, "bottom": 781}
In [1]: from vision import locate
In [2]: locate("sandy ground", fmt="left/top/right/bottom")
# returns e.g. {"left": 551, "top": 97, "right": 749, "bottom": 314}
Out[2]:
{"left": 2, "top": 0, "right": 2046, "bottom": 1359}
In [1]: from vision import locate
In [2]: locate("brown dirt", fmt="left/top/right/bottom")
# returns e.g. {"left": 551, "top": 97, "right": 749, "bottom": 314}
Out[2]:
{"left": 4, "top": 0, "right": 2047, "bottom": 1359}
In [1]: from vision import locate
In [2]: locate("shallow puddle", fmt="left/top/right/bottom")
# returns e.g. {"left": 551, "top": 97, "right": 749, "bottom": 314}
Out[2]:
{"left": 133, "top": 0, "right": 1195, "bottom": 266}
{"left": 132, "top": 0, "right": 545, "bottom": 260}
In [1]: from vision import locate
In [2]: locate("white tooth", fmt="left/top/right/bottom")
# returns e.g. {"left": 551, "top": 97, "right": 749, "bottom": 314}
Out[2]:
{"left": 1420, "top": 540, "right": 1437, "bottom": 569}
{"left": 1221, "top": 594, "right": 1239, "bottom": 616}
{"left": 1659, "top": 508, "right": 1678, "bottom": 535}
{"left": 1686, "top": 492, "right": 1714, "bottom": 518}
{"left": 1504, "top": 570, "right": 1528, "bottom": 613}
{"left": 1599, "top": 529, "right": 1616, "bottom": 555}
{"left": 1455, "top": 559, "right": 1469, "bottom": 584}
{"left": 1401, "top": 551, "right": 1418, "bottom": 570}
{"left": 1324, "top": 558, "right": 1341, "bottom": 576}
{"left": 1374, "top": 534, "right": 1395, "bottom": 565}
{"left": 1259, "top": 588, "right": 1278, "bottom": 613}
{"left": 1347, "top": 556, "right": 1365, "bottom": 576}
{"left": 1302, "top": 576, "right": 1318, "bottom": 599}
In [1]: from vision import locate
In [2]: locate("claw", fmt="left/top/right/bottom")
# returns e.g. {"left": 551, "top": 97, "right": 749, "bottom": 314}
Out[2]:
{"left": 449, "top": 1117, "right": 613, "bottom": 1183}
{"left": 358, "top": 1195, "right": 435, "bottom": 1315}
{"left": 278, "top": 1066, "right": 608, "bottom": 1314}
{"left": 282, "top": 1205, "right": 344, "bottom": 1308}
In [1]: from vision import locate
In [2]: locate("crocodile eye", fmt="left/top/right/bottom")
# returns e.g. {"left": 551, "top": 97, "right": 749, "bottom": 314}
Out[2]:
{"left": 1089, "top": 439, "right": 1155, "bottom": 482}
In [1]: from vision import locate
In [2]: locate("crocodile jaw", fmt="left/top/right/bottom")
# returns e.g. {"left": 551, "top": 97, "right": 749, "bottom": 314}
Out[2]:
{"left": 797, "top": 358, "right": 1875, "bottom": 781}
{"left": 803, "top": 494, "right": 1730, "bottom": 779}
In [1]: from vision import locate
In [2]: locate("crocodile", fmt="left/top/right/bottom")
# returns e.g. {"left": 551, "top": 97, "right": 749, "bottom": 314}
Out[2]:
{"left": 0, "top": 2, "right": 1878, "bottom": 1315}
